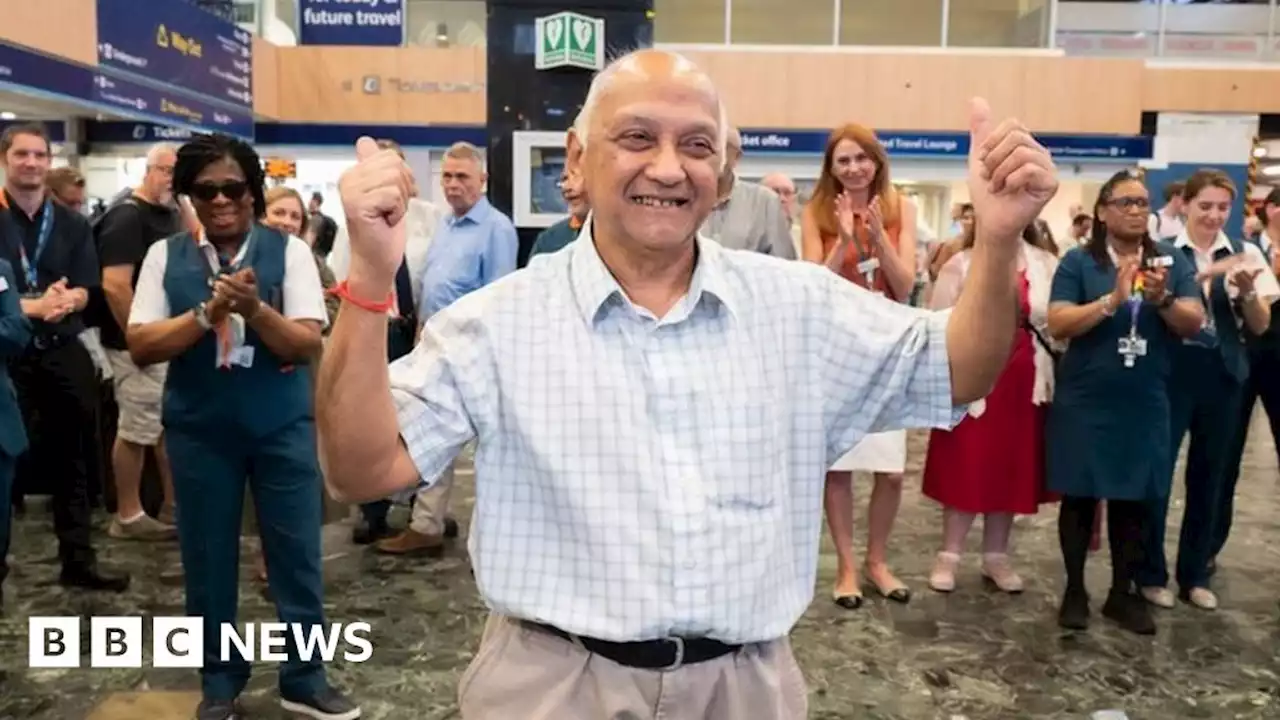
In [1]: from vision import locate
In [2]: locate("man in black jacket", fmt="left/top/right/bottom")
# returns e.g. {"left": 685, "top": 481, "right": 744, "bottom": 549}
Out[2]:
{"left": 0, "top": 123, "right": 129, "bottom": 593}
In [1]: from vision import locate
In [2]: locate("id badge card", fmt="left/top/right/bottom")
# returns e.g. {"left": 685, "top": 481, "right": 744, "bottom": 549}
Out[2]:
{"left": 1118, "top": 335, "right": 1148, "bottom": 367}
{"left": 214, "top": 315, "right": 250, "bottom": 368}
{"left": 857, "top": 257, "right": 881, "bottom": 295}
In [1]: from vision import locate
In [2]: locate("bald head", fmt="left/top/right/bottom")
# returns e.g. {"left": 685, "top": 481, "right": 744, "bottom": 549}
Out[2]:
{"left": 141, "top": 142, "right": 177, "bottom": 205}
{"left": 573, "top": 49, "right": 727, "bottom": 165}
{"left": 565, "top": 49, "right": 728, "bottom": 255}
{"left": 760, "top": 172, "right": 798, "bottom": 219}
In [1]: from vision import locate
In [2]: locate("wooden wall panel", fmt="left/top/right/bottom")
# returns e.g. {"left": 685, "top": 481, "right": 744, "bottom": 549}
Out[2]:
{"left": 272, "top": 46, "right": 485, "bottom": 125}
{"left": 1021, "top": 57, "right": 1144, "bottom": 133}
{"left": 251, "top": 38, "right": 279, "bottom": 121}
{"left": 0, "top": 0, "right": 97, "bottom": 66}
{"left": 1143, "top": 67, "right": 1280, "bottom": 114}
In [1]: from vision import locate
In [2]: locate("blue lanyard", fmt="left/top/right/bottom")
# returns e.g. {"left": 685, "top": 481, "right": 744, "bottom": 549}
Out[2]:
{"left": 15, "top": 200, "right": 54, "bottom": 291}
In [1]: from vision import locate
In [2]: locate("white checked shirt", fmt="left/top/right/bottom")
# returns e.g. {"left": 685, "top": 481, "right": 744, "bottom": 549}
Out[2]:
{"left": 390, "top": 221, "right": 965, "bottom": 644}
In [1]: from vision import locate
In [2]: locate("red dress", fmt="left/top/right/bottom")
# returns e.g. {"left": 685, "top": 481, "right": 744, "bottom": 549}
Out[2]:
{"left": 922, "top": 271, "right": 1052, "bottom": 514}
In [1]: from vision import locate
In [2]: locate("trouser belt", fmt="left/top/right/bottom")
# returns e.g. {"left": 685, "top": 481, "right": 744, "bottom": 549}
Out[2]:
{"left": 524, "top": 621, "right": 741, "bottom": 671}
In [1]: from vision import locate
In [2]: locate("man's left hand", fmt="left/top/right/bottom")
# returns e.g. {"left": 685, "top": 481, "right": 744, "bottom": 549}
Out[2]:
{"left": 967, "top": 98, "right": 1059, "bottom": 247}
{"left": 214, "top": 269, "right": 262, "bottom": 318}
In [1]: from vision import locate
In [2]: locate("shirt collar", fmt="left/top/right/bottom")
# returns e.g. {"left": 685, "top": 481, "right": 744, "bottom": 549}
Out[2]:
{"left": 1173, "top": 228, "right": 1233, "bottom": 255}
{"left": 449, "top": 197, "right": 491, "bottom": 227}
{"left": 569, "top": 213, "right": 738, "bottom": 326}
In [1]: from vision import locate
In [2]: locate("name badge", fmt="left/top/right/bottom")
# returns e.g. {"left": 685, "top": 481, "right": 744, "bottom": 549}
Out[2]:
{"left": 228, "top": 345, "right": 255, "bottom": 369}
{"left": 856, "top": 258, "right": 880, "bottom": 275}
{"left": 1118, "top": 335, "right": 1148, "bottom": 367}
{"left": 1146, "top": 255, "right": 1174, "bottom": 269}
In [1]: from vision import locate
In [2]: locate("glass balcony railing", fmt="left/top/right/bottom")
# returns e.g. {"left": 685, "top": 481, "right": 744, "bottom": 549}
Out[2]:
{"left": 233, "top": 0, "right": 1280, "bottom": 62}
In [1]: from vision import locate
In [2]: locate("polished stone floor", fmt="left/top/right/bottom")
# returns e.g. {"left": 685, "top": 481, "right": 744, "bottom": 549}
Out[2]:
{"left": 2, "top": 415, "right": 1280, "bottom": 720}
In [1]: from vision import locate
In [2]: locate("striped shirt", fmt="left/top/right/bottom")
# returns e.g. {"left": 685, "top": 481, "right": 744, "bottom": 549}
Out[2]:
{"left": 390, "top": 220, "right": 964, "bottom": 643}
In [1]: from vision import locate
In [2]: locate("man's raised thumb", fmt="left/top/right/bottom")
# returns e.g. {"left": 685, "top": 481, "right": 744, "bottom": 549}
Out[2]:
{"left": 968, "top": 97, "right": 994, "bottom": 158}
{"left": 355, "top": 136, "right": 380, "bottom": 162}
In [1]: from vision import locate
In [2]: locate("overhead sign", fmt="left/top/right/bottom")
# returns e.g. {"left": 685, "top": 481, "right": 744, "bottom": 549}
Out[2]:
{"left": 0, "top": 42, "right": 254, "bottom": 140}
{"left": 84, "top": 121, "right": 487, "bottom": 148}
{"left": 298, "top": 0, "right": 405, "bottom": 46}
{"left": 535, "top": 12, "right": 604, "bottom": 71}
{"left": 738, "top": 130, "right": 1154, "bottom": 162}
{"left": 84, "top": 122, "right": 197, "bottom": 145}
{"left": 96, "top": 0, "right": 253, "bottom": 109}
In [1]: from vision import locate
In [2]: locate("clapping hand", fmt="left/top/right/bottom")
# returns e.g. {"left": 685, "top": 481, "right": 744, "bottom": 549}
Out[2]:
{"left": 39, "top": 278, "right": 76, "bottom": 322}
{"left": 1230, "top": 266, "right": 1263, "bottom": 296}
{"left": 835, "top": 192, "right": 858, "bottom": 244}
{"left": 866, "top": 196, "right": 886, "bottom": 245}
{"left": 1141, "top": 268, "right": 1169, "bottom": 303}
{"left": 1110, "top": 258, "right": 1140, "bottom": 310}
{"left": 214, "top": 268, "right": 261, "bottom": 319}
{"left": 967, "top": 98, "right": 1059, "bottom": 248}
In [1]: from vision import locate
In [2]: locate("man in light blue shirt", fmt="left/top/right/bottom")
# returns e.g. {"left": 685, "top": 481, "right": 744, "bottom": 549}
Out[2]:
{"left": 376, "top": 141, "right": 517, "bottom": 557}
{"left": 417, "top": 144, "right": 518, "bottom": 319}
{"left": 320, "top": 49, "right": 1059, "bottom": 719}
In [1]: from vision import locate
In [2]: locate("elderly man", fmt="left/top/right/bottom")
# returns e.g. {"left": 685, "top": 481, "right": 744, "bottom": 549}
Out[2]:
{"left": 318, "top": 49, "right": 1057, "bottom": 719}
{"left": 760, "top": 171, "right": 801, "bottom": 259}
{"left": 701, "top": 128, "right": 795, "bottom": 259}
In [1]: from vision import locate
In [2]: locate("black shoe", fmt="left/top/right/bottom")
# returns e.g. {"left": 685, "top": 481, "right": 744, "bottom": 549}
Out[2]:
{"left": 195, "top": 698, "right": 241, "bottom": 720}
{"left": 352, "top": 519, "right": 391, "bottom": 545}
{"left": 443, "top": 516, "right": 459, "bottom": 539}
{"left": 59, "top": 565, "right": 131, "bottom": 593}
{"left": 1058, "top": 587, "right": 1090, "bottom": 630}
{"left": 1102, "top": 589, "right": 1156, "bottom": 635}
{"left": 280, "top": 687, "right": 361, "bottom": 720}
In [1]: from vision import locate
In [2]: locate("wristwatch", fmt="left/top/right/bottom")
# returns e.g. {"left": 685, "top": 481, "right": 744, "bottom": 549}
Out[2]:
{"left": 194, "top": 302, "right": 214, "bottom": 330}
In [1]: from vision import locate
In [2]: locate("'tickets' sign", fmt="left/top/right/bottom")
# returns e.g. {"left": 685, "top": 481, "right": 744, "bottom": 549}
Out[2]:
{"left": 297, "top": 0, "right": 404, "bottom": 47}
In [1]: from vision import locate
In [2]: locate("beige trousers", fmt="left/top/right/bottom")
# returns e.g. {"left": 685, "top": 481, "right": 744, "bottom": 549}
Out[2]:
{"left": 408, "top": 463, "right": 454, "bottom": 536}
{"left": 458, "top": 615, "right": 809, "bottom": 720}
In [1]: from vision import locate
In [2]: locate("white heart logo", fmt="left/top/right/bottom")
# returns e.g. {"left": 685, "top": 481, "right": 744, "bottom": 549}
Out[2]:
{"left": 572, "top": 19, "right": 593, "bottom": 50}
{"left": 545, "top": 19, "right": 563, "bottom": 48}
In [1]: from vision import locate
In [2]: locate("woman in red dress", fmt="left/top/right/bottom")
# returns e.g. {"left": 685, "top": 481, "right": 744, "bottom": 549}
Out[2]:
{"left": 922, "top": 222, "right": 1060, "bottom": 593}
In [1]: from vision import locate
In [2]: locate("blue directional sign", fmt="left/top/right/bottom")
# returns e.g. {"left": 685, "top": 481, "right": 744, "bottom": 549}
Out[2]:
{"left": 0, "top": 42, "right": 254, "bottom": 140}
{"left": 96, "top": 0, "right": 253, "bottom": 109}
{"left": 739, "top": 130, "right": 1153, "bottom": 162}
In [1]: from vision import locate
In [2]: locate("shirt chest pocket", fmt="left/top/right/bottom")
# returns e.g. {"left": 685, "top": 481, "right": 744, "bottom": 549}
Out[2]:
{"left": 682, "top": 364, "right": 782, "bottom": 511}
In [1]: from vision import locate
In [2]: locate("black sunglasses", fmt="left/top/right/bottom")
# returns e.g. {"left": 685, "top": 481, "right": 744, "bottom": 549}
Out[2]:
{"left": 189, "top": 180, "right": 249, "bottom": 203}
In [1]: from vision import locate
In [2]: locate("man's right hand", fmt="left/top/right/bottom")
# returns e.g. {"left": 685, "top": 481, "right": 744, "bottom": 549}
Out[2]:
{"left": 338, "top": 136, "right": 416, "bottom": 295}
{"left": 38, "top": 279, "right": 75, "bottom": 322}
{"left": 206, "top": 292, "right": 233, "bottom": 326}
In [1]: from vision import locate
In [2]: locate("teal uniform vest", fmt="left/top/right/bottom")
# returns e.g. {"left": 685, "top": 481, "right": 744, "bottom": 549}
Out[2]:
{"left": 1178, "top": 240, "right": 1248, "bottom": 384}
{"left": 161, "top": 225, "right": 312, "bottom": 439}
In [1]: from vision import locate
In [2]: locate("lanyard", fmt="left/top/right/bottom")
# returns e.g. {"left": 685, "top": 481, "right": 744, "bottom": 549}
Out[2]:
{"left": 10, "top": 200, "right": 53, "bottom": 291}
{"left": 195, "top": 225, "right": 256, "bottom": 288}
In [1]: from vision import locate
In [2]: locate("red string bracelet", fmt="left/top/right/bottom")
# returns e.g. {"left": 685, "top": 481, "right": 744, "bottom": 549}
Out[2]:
{"left": 328, "top": 280, "right": 394, "bottom": 314}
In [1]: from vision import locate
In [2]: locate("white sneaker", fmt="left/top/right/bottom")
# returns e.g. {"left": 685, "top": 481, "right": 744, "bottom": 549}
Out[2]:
{"left": 929, "top": 552, "right": 960, "bottom": 593}
{"left": 1185, "top": 587, "right": 1218, "bottom": 610}
{"left": 1141, "top": 586, "right": 1175, "bottom": 608}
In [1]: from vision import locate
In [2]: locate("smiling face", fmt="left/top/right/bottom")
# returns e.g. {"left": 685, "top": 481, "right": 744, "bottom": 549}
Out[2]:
{"left": 567, "top": 54, "right": 722, "bottom": 254}
{"left": 1098, "top": 179, "right": 1151, "bottom": 242}
{"left": 830, "top": 138, "right": 879, "bottom": 194}
{"left": 1186, "top": 185, "right": 1232, "bottom": 240}
{"left": 190, "top": 156, "right": 254, "bottom": 237}
{"left": 265, "top": 194, "right": 306, "bottom": 237}
{"left": 3, "top": 131, "right": 50, "bottom": 194}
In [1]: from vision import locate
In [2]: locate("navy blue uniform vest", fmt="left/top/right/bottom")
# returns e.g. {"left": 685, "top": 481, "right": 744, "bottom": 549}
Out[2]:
{"left": 161, "top": 225, "right": 312, "bottom": 438}
{"left": 1179, "top": 239, "right": 1248, "bottom": 384}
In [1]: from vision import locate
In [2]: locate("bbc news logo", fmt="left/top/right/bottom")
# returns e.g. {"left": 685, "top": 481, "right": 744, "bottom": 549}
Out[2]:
{"left": 29, "top": 617, "right": 373, "bottom": 668}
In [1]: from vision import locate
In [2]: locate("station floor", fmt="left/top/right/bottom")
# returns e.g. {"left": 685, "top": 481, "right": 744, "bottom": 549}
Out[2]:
{"left": 2, "top": 415, "right": 1279, "bottom": 720}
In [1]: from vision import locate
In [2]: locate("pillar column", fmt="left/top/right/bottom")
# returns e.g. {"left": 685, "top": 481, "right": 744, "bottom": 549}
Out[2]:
{"left": 485, "top": 0, "right": 653, "bottom": 266}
